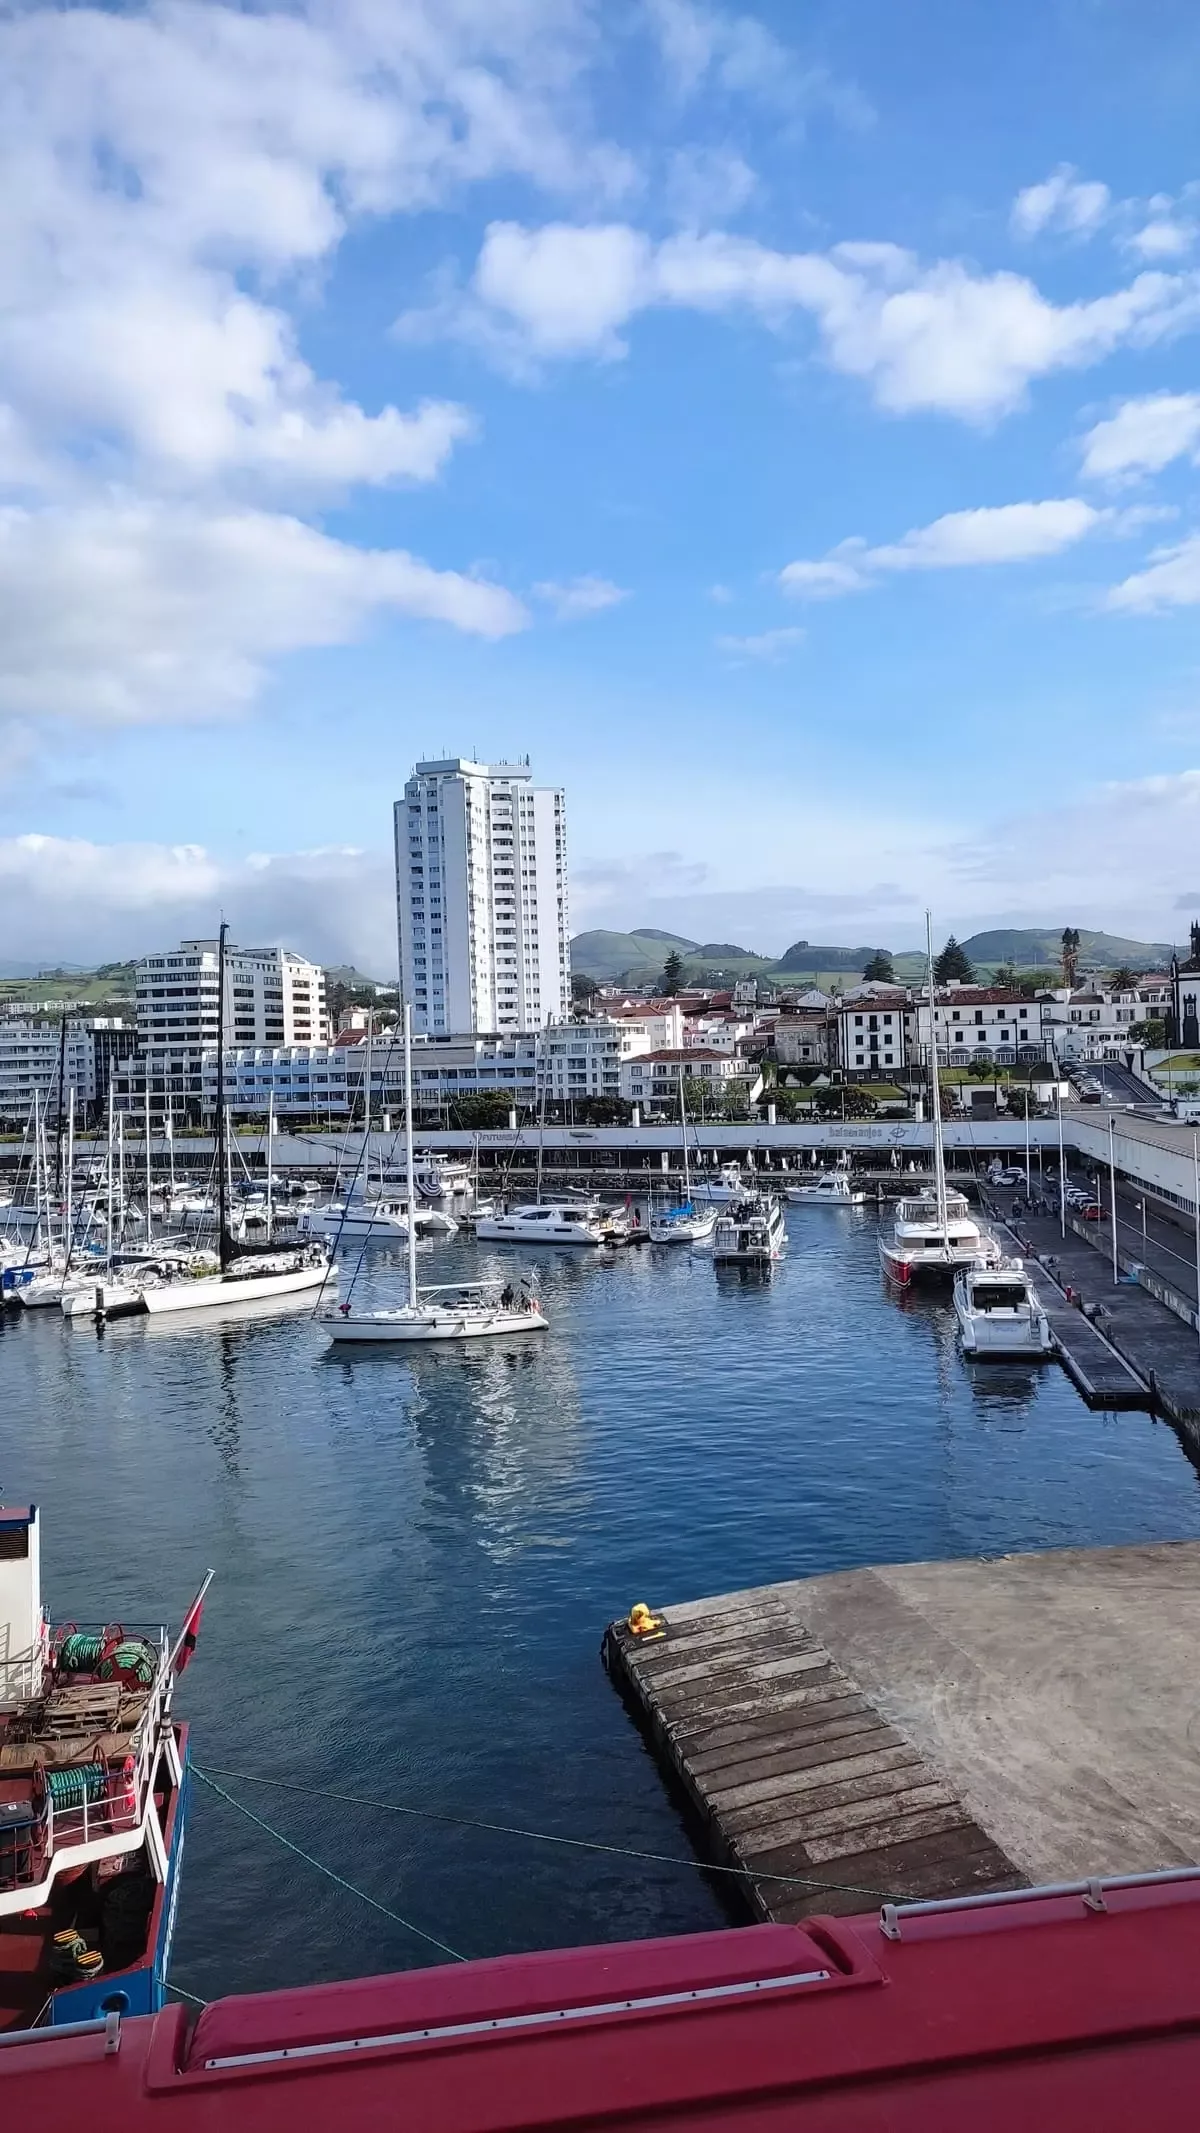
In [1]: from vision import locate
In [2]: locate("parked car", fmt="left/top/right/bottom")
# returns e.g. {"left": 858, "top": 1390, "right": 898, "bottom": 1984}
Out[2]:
{"left": 1079, "top": 1202, "right": 1103, "bottom": 1221}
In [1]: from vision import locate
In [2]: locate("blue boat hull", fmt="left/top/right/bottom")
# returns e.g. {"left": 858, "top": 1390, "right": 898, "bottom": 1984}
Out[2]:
{"left": 47, "top": 1728, "right": 190, "bottom": 2024}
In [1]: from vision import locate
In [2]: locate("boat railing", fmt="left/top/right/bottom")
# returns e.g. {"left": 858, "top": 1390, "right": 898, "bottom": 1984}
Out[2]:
{"left": 1, "top": 1626, "right": 173, "bottom": 1892}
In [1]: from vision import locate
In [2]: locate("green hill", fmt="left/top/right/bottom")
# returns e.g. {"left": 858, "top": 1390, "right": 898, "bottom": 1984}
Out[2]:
{"left": 572, "top": 922, "right": 1175, "bottom": 989}
{"left": 959, "top": 928, "right": 1171, "bottom": 973}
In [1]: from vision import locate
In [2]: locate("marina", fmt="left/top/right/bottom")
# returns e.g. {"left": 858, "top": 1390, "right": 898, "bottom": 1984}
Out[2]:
{"left": 5, "top": 1201, "right": 1200, "bottom": 2008}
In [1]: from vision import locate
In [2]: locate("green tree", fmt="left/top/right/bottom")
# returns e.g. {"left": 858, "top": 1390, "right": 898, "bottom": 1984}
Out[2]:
{"left": 933, "top": 936, "right": 975, "bottom": 984}
{"left": 571, "top": 972, "right": 600, "bottom": 1010}
{"left": 661, "top": 950, "right": 685, "bottom": 995}
{"left": 1061, "top": 926, "right": 1081, "bottom": 986}
{"left": 1129, "top": 1018, "right": 1166, "bottom": 1046}
{"left": 862, "top": 950, "right": 895, "bottom": 982}
{"left": 1004, "top": 1085, "right": 1031, "bottom": 1118}
{"left": 1109, "top": 966, "right": 1136, "bottom": 991}
{"left": 995, "top": 961, "right": 1018, "bottom": 988}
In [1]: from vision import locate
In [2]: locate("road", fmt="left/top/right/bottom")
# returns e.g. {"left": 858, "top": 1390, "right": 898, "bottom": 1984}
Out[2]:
{"left": 1070, "top": 1059, "right": 1160, "bottom": 1107}
{"left": 1033, "top": 1159, "right": 1200, "bottom": 1308}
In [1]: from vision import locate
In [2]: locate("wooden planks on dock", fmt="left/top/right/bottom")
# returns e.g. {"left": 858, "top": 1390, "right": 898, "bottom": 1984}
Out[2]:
{"left": 605, "top": 1589, "right": 1024, "bottom": 1924}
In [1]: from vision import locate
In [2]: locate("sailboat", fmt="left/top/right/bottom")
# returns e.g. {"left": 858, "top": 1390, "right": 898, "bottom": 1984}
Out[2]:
{"left": 878, "top": 914, "right": 1000, "bottom": 1286}
{"left": 67, "top": 927, "right": 334, "bottom": 1322}
{"left": 324, "top": 1007, "right": 548, "bottom": 1344}
{"left": 650, "top": 1070, "right": 717, "bottom": 1243}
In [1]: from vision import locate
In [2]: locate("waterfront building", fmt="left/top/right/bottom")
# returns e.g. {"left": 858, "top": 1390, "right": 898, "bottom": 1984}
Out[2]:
{"left": 619, "top": 1048, "right": 764, "bottom": 1109}
{"left": 111, "top": 1032, "right": 540, "bottom": 1125}
{"left": 395, "top": 757, "right": 569, "bottom": 1037}
{"left": 836, "top": 987, "right": 910, "bottom": 1077}
{"left": 540, "top": 1018, "right": 652, "bottom": 1106}
{"left": 134, "top": 940, "right": 328, "bottom": 1051}
{"left": 0, "top": 1016, "right": 134, "bottom": 1126}
{"left": 773, "top": 1010, "right": 836, "bottom": 1069}
{"left": 909, "top": 987, "right": 1051, "bottom": 1071}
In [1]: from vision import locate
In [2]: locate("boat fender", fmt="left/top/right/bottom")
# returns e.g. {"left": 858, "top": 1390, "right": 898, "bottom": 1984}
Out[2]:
{"left": 627, "top": 1603, "right": 665, "bottom": 1640}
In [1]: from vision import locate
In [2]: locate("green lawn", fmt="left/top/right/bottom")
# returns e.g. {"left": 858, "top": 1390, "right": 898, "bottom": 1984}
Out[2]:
{"left": 1154, "top": 1054, "right": 1200, "bottom": 1072}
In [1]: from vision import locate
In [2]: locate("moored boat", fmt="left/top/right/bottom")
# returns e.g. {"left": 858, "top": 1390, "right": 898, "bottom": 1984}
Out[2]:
{"left": 712, "top": 1195, "right": 787, "bottom": 1265}
{"left": 878, "top": 1189, "right": 999, "bottom": 1285}
{"left": 786, "top": 1173, "right": 869, "bottom": 1205}
{"left": 326, "top": 1278, "right": 547, "bottom": 1344}
{"left": 954, "top": 1259, "right": 1053, "bottom": 1358}
{"left": 0, "top": 1502, "right": 208, "bottom": 2030}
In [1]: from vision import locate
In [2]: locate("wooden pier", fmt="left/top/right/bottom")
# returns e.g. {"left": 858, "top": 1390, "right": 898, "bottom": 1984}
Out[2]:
{"left": 1024, "top": 1267, "right": 1148, "bottom": 1408}
{"left": 606, "top": 1543, "right": 1200, "bottom": 1919}
{"left": 605, "top": 1588, "right": 1023, "bottom": 1922}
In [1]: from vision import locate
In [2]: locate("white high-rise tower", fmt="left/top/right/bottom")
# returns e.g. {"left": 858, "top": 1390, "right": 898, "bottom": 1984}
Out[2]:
{"left": 394, "top": 758, "right": 569, "bottom": 1035}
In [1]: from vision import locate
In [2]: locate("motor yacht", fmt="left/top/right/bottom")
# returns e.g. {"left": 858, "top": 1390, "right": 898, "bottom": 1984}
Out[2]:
{"left": 954, "top": 1260, "right": 1053, "bottom": 1358}
{"left": 786, "top": 1173, "right": 869, "bottom": 1205}
{"left": 711, "top": 1195, "right": 787, "bottom": 1265}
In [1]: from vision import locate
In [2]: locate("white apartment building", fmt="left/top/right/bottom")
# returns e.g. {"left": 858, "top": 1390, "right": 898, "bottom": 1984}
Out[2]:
{"left": 395, "top": 758, "right": 569, "bottom": 1037}
{"left": 111, "top": 1033, "right": 541, "bottom": 1123}
{"left": 540, "top": 1019, "right": 652, "bottom": 1105}
{"left": 911, "top": 988, "right": 1051, "bottom": 1067}
{"left": 837, "top": 989, "right": 909, "bottom": 1076}
{"left": 619, "top": 1049, "right": 762, "bottom": 1109}
{"left": 135, "top": 940, "right": 328, "bottom": 1052}
{"left": 0, "top": 1019, "right": 98, "bottom": 1124}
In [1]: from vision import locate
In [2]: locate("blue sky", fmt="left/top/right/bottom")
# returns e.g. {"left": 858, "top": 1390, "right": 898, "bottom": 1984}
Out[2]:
{"left": 2, "top": 0, "right": 1200, "bottom": 969}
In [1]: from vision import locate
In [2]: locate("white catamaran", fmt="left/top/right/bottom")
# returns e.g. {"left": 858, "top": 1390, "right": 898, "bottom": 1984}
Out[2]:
{"left": 324, "top": 1007, "right": 548, "bottom": 1344}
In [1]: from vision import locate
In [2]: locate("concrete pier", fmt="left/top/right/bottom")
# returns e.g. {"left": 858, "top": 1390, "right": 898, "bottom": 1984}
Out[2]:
{"left": 606, "top": 1541, "right": 1200, "bottom": 1918}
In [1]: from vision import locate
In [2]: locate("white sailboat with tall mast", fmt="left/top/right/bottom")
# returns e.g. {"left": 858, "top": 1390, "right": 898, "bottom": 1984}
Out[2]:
{"left": 325, "top": 1007, "right": 548, "bottom": 1344}
{"left": 878, "top": 912, "right": 999, "bottom": 1286}
{"left": 650, "top": 1069, "right": 717, "bottom": 1243}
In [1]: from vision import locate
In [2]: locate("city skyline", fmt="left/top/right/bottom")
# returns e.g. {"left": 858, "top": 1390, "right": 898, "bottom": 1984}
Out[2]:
{"left": 2, "top": 2, "right": 1199, "bottom": 964}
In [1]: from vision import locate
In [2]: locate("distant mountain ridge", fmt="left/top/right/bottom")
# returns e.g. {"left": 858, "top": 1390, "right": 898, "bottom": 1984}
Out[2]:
{"left": 571, "top": 924, "right": 1175, "bottom": 985}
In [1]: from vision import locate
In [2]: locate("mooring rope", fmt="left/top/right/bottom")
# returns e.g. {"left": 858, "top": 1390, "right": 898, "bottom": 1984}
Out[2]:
{"left": 194, "top": 1761, "right": 908, "bottom": 1905}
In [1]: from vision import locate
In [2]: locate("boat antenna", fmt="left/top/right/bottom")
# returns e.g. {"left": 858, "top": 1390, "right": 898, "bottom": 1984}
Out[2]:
{"left": 216, "top": 920, "right": 232, "bottom": 1272}
{"left": 403, "top": 1002, "right": 418, "bottom": 1311}
{"left": 925, "top": 909, "right": 949, "bottom": 1239}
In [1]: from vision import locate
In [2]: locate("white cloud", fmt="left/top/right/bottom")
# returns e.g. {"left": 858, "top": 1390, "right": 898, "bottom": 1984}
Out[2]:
{"left": 645, "top": 0, "right": 872, "bottom": 124}
{"left": 532, "top": 574, "right": 629, "bottom": 619}
{"left": 1080, "top": 392, "right": 1200, "bottom": 481}
{"left": 665, "top": 146, "right": 758, "bottom": 225}
{"left": 406, "top": 220, "right": 1200, "bottom": 419}
{"left": 0, "top": 0, "right": 638, "bottom": 737}
{"left": 0, "top": 835, "right": 397, "bottom": 972}
{"left": 0, "top": 500, "right": 526, "bottom": 726}
{"left": 1106, "top": 534, "right": 1200, "bottom": 613}
{"left": 716, "top": 625, "right": 805, "bottom": 661}
{"left": 1127, "top": 219, "right": 1197, "bottom": 261}
{"left": 1010, "top": 165, "right": 1111, "bottom": 241}
{"left": 781, "top": 500, "right": 1105, "bottom": 600}
{"left": 707, "top": 582, "right": 734, "bottom": 603}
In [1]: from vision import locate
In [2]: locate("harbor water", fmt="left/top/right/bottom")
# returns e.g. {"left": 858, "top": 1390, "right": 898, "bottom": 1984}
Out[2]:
{"left": 4, "top": 1205, "right": 1200, "bottom": 2003}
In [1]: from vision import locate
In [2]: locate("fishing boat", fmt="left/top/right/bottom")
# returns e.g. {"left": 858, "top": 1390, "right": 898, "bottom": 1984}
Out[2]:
{"left": 879, "top": 913, "right": 999, "bottom": 1287}
{"left": 954, "top": 1259, "right": 1053, "bottom": 1358}
{"left": 0, "top": 1502, "right": 208, "bottom": 2031}
{"left": 712, "top": 1195, "right": 787, "bottom": 1265}
{"left": 786, "top": 1173, "right": 869, "bottom": 1206}
{"left": 649, "top": 1070, "right": 718, "bottom": 1244}
{"left": 324, "top": 1009, "right": 548, "bottom": 1344}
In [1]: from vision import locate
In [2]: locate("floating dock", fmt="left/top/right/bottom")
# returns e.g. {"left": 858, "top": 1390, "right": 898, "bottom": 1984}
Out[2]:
{"left": 606, "top": 1542, "right": 1200, "bottom": 1920}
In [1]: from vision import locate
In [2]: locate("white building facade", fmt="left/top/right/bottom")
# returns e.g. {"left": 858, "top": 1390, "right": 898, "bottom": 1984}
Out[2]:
{"left": 135, "top": 940, "right": 327, "bottom": 1051}
{"left": 540, "top": 1019, "right": 652, "bottom": 1106}
{"left": 0, "top": 1020, "right": 102, "bottom": 1124}
{"left": 395, "top": 759, "right": 569, "bottom": 1038}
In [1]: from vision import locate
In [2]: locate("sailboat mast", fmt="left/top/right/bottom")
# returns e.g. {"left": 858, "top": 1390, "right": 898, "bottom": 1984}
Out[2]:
{"left": 54, "top": 1013, "right": 68, "bottom": 1199}
{"left": 144, "top": 1082, "right": 153, "bottom": 1246}
{"left": 64, "top": 1087, "right": 74, "bottom": 1271}
{"left": 403, "top": 1004, "right": 418, "bottom": 1311}
{"left": 267, "top": 1090, "right": 274, "bottom": 1239}
{"left": 925, "top": 909, "right": 949, "bottom": 1237}
{"left": 106, "top": 1084, "right": 114, "bottom": 1269}
{"left": 216, "top": 921, "right": 230, "bottom": 1268}
{"left": 679, "top": 1068, "right": 692, "bottom": 1204}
